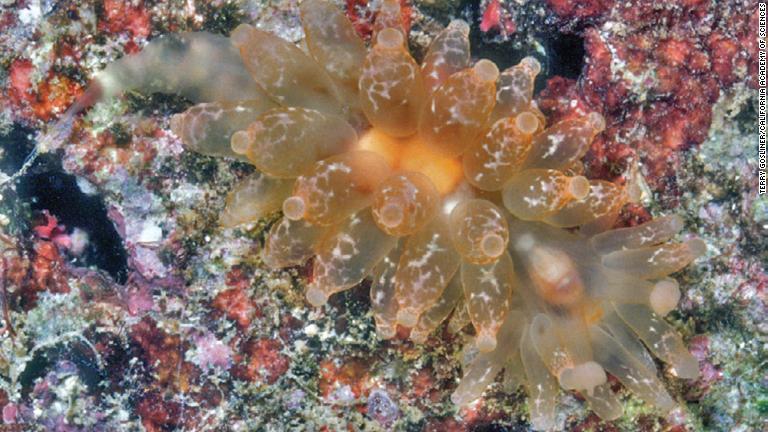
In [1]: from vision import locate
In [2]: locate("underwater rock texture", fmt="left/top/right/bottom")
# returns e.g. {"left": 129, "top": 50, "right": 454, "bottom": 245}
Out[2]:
{"left": 0, "top": 0, "right": 762, "bottom": 431}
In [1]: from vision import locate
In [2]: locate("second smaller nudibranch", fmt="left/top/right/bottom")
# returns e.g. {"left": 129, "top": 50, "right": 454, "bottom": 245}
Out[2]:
{"left": 453, "top": 214, "right": 705, "bottom": 429}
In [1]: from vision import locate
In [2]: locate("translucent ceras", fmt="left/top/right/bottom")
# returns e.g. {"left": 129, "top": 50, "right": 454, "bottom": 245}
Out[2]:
{"left": 57, "top": 0, "right": 705, "bottom": 428}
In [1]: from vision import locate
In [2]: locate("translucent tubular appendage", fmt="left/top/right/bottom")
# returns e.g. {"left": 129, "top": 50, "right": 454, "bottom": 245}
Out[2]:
{"left": 371, "top": 172, "right": 439, "bottom": 237}
{"left": 97, "top": 32, "right": 267, "bottom": 103}
{"left": 523, "top": 112, "right": 605, "bottom": 171}
{"left": 460, "top": 252, "right": 515, "bottom": 352}
{"left": 601, "top": 311, "right": 657, "bottom": 372}
{"left": 542, "top": 179, "right": 627, "bottom": 228}
{"left": 418, "top": 60, "right": 499, "bottom": 158}
{"left": 558, "top": 361, "right": 607, "bottom": 396}
{"left": 581, "top": 382, "right": 623, "bottom": 421}
{"left": 449, "top": 199, "right": 509, "bottom": 265}
{"left": 590, "top": 324, "right": 676, "bottom": 412}
{"left": 614, "top": 303, "right": 700, "bottom": 379}
{"left": 359, "top": 28, "right": 426, "bottom": 137}
{"left": 529, "top": 313, "right": 572, "bottom": 376}
{"left": 503, "top": 169, "right": 590, "bottom": 221}
{"left": 447, "top": 299, "right": 471, "bottom": 334}
{"left": 420, "top": 19, "right": 471, "bottom": 93}
{"left": 307, "top": 211, "right": 398, "bottom": 306}
{"left": 601, "top": 238, "right": 706, "bottom": 279}
{"left": 452, "top": 311, "right": 525, "bottom": 404}
{"left": 262, "top": 217, "right": 327, "bottom": 269}
{"left": 220, "top": 174, "right": 294, "bottom": 228}
{"left": 529, "top": 313, "right": 623, "bottom": 420}
{"left": 649, "top": 279, "right": 681, "bottom": 316}
{"left": 230, "top": 24, "right": 343, "bottom": 115}
{"left": 171, "top": 99, "right": 277, "bottom": 160}
{"left": 372, "top": 0, "right": 406, "bottom": 40}
{"left": 371, "top": 241, "right": 404, "bottom": 339}
{"left": 590, "top": 215, "right": 685, "bottom": 255}
{"left": 394, "top": 217, "right": 460, "bottom": 327}
{"left": 288, "top": 151, "right": 392, "bottom": 226}
{"left": 300, "top": 0, "right": 367, "bottom": 119}
{"left": 410, "top": 274, "right": 462, "bottom": 343}
{"left": 520, "top": 329, "right": 558, "bottom": 431}
{"left": 492, "top": 57, "right": 541, "bottom": 120}
{"left": 463, "top": 113, "right": 535, "bottom": 191}
{"left": 232, "top": 107, "right": 356, "bottom": 179}
{"left": 451, "top": 354, "right": 503, "bottom": 406}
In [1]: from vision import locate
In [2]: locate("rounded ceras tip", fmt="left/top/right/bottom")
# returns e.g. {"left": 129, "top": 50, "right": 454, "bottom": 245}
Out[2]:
{"left": 515, "top": 111, "right": 540, "bottom": 135}
{"left": 667, "top": 214, "right": 685, "bottom": 232}
{"left": 169, "top": 113, "right": 184, "bottom": 136}
{"left": 475, "top": 332, "right": 497, "bottom": 353}
{"left": 587, "top": 112, "right": 606, "bottom": 133}
{"left": 473, "top": 59, "right": 500, "bottom": 83}
{"left": 378, "top": 203, "right": 405, "bottom": 229}
{"left": 305, "top": 286, "right": 329, "bottom": 307}
{"left": 480, "top": 234, "right": 506, "bottom": 260}
{"left": 558, "top": 361, "right": 607, "bottom": 395}
{"left": 282, "top": 196, "right": 306, "bottom": 221}
{"left": 376, "top": 28, "right": 404, "bottom": 49}
{"left": 670, "top": 353, "right": 700, "bottom": 380}
{"left": 626, "top": 180, "right": 645, "bottom": 204}
{"left": 520, "top": 56, "right": 542, "bottom": 76}
{"left": 568, "top": 175, "right": 591, "bottom": 200}
{"left": 230, "top": 130, "right": 250, "bottom": 155}
{"left": 229, "top": 24, "right": 253, "bottom": 48}
{"left": 650, "top": 279, "right": 681, "bottom": 316}
{"left": 395, "top": 308, "right": 419, "bottom": 328}
{"left": 447, "top": 19, "right": 471, "bottom": 35}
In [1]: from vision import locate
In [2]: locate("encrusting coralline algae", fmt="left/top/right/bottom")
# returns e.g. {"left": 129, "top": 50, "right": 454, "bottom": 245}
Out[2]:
{"left": 43, "top": 0, "right": 707, "bottom": 429}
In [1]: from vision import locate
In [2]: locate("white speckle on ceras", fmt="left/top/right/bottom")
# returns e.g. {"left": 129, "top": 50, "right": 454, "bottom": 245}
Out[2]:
{"left": 542, "top": 133, "right": 565, "bottom": 159}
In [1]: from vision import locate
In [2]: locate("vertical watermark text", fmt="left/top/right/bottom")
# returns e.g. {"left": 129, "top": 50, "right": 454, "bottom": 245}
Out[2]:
{"left": 759, "top": 2, "right": 767, "bottom": 194}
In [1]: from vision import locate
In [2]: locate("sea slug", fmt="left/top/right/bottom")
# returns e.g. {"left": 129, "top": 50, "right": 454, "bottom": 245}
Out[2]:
{"left": 50, "top": 0, "right": 705, "bottom": 428}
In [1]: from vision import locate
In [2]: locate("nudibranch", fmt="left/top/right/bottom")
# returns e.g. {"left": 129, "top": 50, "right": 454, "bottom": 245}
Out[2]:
{"left": 53, "top": 0, "right": 705, "bottom": 428}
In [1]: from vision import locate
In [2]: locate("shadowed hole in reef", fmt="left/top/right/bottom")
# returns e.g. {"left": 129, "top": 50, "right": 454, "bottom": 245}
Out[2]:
{"left": 16, "top": 169, "right": 129, "bottom": 284}
{"left": 542, "top": 32, "right": 586, "bottom": 80}
{"left": 0, "top": 124, "right": 37, "bottom": 174}
{"left": 461, "top": 0, "right": 531, "bottom": 75}
{"left": 18, "top": 340, "right": 107, "bottom": 399}
{"left": 458, "top": 0, "right": 586, "bottom": 91}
